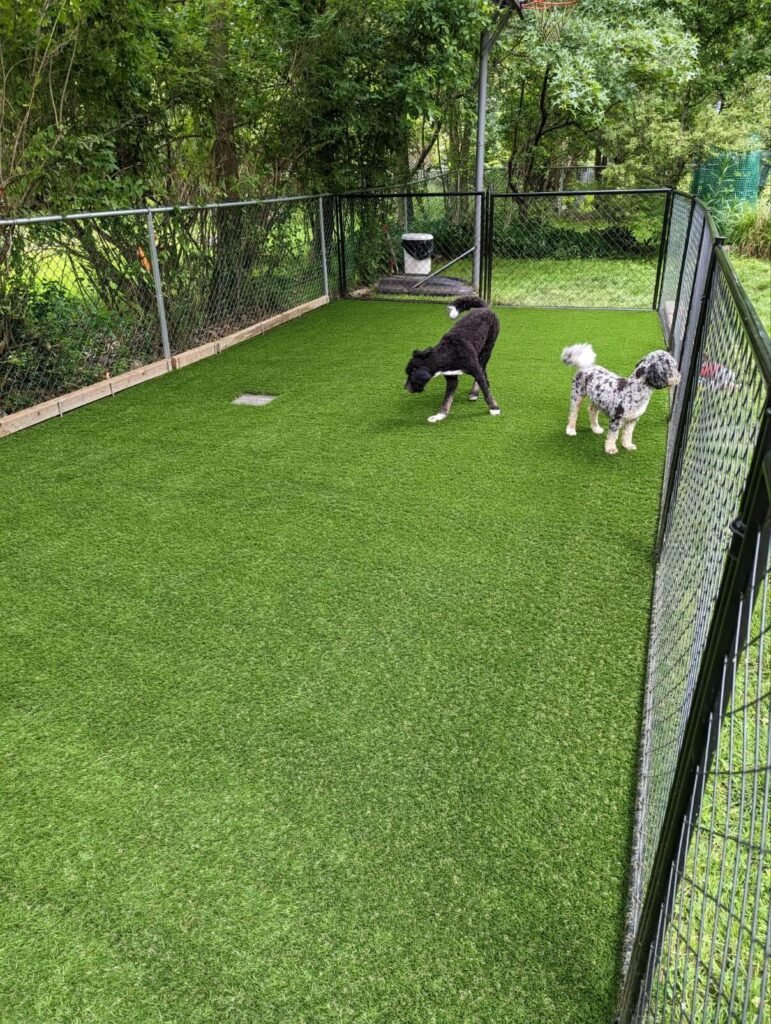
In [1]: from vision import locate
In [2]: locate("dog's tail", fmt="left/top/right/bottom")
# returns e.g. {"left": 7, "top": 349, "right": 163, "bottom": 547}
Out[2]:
{"left": 448, "top": 295, "right": 488, "bottom": 320}
{"left": 561, "top": 343, "right": 596, "bottom": 370}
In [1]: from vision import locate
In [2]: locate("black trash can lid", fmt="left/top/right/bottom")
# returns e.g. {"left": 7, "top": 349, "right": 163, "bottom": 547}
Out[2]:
{"left": 402, "top": 233, "right": 433, "bottom": 259}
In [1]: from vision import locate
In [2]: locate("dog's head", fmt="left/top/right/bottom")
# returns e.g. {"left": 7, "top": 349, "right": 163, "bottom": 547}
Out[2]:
{"left": 404, "top": 348, "right": 433, "bottom": 393}
{"left": 633, "top": 350, "right": 681, "bottom": 390}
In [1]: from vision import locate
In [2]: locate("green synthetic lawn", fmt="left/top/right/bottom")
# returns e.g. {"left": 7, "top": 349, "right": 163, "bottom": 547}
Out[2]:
{"left": 0, "top": 301, "right": 667, "bottom": 1024}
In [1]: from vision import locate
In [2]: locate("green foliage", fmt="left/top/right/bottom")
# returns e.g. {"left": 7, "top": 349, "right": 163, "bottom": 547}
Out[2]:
{"left": 1, "top": 0, "right": 768, "bottom": 214}
{"left": 0, "top": 281, "right": 136, "bottom": 413}
{"left": 722, "top": 191, "right": 771, "bottom": 259}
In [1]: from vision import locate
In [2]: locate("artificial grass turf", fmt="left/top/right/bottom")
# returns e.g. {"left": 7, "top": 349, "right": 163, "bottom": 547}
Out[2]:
{"left": 0, "top": 301, "right": 667, "bottom": 1023}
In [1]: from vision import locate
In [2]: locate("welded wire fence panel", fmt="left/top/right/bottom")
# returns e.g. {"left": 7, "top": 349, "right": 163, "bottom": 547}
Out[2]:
{"left": 0, "top": 215, "right": 163, "bottom": 415}
{"left": 338, "top": 193, "right": 476, "bottom": 299}
{"left": 633, "top": 524, "right": 770, "bottom": 1023}
{"left": 635, "top": 263, "right": 768, "bottom": 909}
{"left": 153, "top": 198, "right": 326, "bottom": 353}
{"left": 662, "top": 205, "right": 710, "bottom": 496}
{"left": 669, "top": 203, "right": 704, "bottom": 361}
{"left": 489, "top": 190, "right": 667, "bottom": 308}
{"left": 658, "top": 194, "right": 692, "bottom": 336}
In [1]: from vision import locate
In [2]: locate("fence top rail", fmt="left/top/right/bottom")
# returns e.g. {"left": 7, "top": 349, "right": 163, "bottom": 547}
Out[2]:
{"left": 491, "top": 187, "right": 672, "bottom": 198}
{"left": 340, "top": 190, "right": 482, "bottom": 199}
{"left": 674, "top": 190, "right": 722, "bottom": 242}
{"left": 0, "top": 193, "right": 325, "bottom": 228}
{"left": 715, "top": 245, "right": 771, "bottom": 383}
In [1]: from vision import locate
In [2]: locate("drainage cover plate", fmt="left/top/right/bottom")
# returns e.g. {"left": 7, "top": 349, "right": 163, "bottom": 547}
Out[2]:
{"left": 232, "top": 393, "right": 276, "bottom": 406}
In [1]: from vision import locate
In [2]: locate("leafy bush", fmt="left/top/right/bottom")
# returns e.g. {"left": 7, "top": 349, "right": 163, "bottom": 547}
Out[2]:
{"left": 721, "top": 188, "right": 771, "bottom": 258}
{"left": 0, "top": 281, "right": 143, "bottom": 415}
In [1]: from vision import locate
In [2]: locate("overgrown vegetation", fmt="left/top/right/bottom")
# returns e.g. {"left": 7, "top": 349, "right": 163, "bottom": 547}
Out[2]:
{"left": 722, "top": 188, "right": 771, "bottom": 259}
{"left": 1, "top": 0, "right": 768, "bottom": 217}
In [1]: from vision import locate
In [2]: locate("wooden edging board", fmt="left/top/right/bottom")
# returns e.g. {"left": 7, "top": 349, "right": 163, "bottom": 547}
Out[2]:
{"left": 0, "top": 295, "right": 329, "bottom": 437}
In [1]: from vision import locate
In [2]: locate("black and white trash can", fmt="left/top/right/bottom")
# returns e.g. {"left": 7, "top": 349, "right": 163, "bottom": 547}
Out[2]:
{"left": 401, "top": 233, "right": 433, "bottom": 276}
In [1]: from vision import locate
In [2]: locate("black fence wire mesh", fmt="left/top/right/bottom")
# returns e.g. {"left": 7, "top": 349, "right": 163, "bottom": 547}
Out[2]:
{"left": 0, "top": 197, "right": 330, "bottom": 417}
{"left": 336, "top": 188, "right": 669, "bottom": 310}
{"left": 488, "top": 190, "right": 668, "bottom": 309}
{"left": 620, "top": 202, "right": 771, "bottom": 1021}
{"left": 151, "top": 198, "right": 327, "bottom": 355}
{"left": 2, "top": 187, "right": 770, "bottom": 1019}
{"left": 635, "top": 526, "right": 770, "bottom": 1020}
{"left": 0, "top": 213, "right": 165, "bottom": 414}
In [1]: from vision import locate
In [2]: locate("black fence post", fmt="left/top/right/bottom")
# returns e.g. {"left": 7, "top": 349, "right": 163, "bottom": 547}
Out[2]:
{"left": 653, "top": 189, "right": 674, "bottom": 311}
{"left": 335, "top": 196, "right": 347, "bottom": 297}
{"left": 656, "top": 239, "right": 723, "bottom": 557}
{"left": 619, "top": 390, "right": 771, "bottom": 1022}
{"left": 482, "top": 190, "right": 494, "bottom": 303}
{"left": 667, "top": 196, "right": 696, "bottom": 350}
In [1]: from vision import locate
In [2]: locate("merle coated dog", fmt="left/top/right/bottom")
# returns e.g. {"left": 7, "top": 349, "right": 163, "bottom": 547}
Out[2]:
{"left": 561, "top": 343, "right": 680, "bottom": 455}
{"left": 404, "top": 296, "right": 501, "bottom": 423}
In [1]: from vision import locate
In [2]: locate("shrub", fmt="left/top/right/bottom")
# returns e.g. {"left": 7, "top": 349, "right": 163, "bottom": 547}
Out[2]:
{"left": 721, "top": 187, "right": 771, "bottom": 259}
{"left": 0, "top": 281, "right": 142, "bottom": 415}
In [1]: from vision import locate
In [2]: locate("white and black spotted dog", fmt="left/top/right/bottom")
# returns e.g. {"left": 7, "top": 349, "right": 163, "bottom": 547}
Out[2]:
{"left": 561, "top": 344, "right": 680, "bottom": 455}
{"left": 404, "top": 296, "right": 501, "bottom": 423}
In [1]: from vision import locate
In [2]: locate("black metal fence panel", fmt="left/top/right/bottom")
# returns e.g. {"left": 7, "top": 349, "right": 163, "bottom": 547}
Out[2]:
{"left": 633, "top": 520, "right": 770, "bottom": 1023}
{"left": 657, "top": 193, "right": 693, "bottom": 333}
{"left": 620, "top": 203, "right": 771, "bottom": 1020}
{"left": 489, "top": 190, "right": 668, "bottom": 309}
{"left": 661, "top": 206, "right": 711, "bottom": 496}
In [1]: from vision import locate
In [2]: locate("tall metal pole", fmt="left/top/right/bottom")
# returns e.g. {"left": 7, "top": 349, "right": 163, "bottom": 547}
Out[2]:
{"left": 146, "top": 211, "right": 171, "bottom": 362}
{"left": 472, "top": 4, "right": 520, "bottom": 291}
{"left": 318, "top": 196, "right": 329, "bottom": 298}
{"left": 473, "top": 30, "right": 490, "bottom": 292}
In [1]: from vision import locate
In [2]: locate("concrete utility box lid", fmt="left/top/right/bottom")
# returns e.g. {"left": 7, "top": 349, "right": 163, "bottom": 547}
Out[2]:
{"left": 232, "top": 393, "right": 276, "bottom": 406}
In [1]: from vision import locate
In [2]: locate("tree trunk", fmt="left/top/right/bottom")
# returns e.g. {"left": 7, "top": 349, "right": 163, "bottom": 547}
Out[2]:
{"left": 210, "top": 2, "right": 239, "bottom": 198}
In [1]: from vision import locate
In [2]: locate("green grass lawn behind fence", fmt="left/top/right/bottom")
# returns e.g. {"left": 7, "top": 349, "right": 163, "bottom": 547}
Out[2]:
{"left": 0, "top": 302, "right": 668, "bottom": 1024}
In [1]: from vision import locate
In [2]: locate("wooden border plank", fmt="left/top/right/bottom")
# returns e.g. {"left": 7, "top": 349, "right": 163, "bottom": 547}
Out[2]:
{"left": 0, "top": 359, "right": 172, "bottom": 437}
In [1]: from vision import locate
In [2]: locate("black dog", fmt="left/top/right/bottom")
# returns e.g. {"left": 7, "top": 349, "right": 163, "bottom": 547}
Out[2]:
{"left": 404, "top": 296, "right": 501, "bottom": 422}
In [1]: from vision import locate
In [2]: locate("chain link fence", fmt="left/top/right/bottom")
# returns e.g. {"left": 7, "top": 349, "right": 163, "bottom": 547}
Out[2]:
{"left": 489, "top": 189, "right": 667, "bottom": 308}
{"left": 336, "top": 191, "right": 477, "bottom": 299}
{"left": 619, "top": 201, "right": 771, "bottom": 1021}
{"left": 1, "top": 196, "right": 330, "bottom": 421}
{"left": 337, "top": 187, "right": 669, "bottom": 309}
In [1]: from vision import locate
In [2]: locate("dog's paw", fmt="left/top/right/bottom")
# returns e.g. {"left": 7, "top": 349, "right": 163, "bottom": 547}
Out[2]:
{"left": 591, "top": 425, "right": 604, "bottom": 435}
{"left": 468, "top": 393, "right": 478, "bottom": 401}
{"left": 489, "top": 408, "right": 501, "bottom": 416}
{"left": 605, "top": 446, "right": 619, "bottom": 456}
{"left": 565, "top": 425, "right": 577, "bottom": 436}
{"left": 622, "top": 443, "right": 637, "bottom": 451}
{"left": 427, "top": 412, "right": 447, "bottom": 424}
